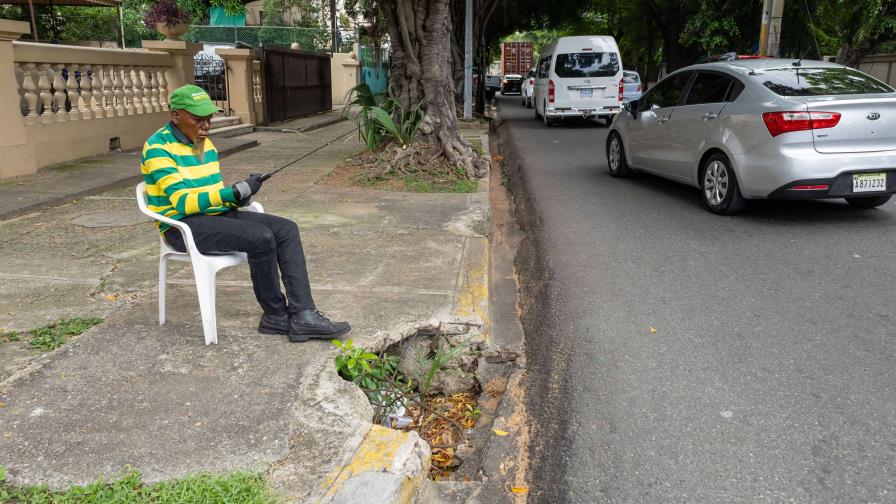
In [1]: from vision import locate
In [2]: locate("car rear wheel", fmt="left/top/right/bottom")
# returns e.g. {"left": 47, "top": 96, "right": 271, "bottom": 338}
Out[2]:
{"left": 606, "top": 133, "right": 632, "bottom": 177}
{"left": 845, "top": 194, "right": 892, "bottom": 208}
{"left": 700, "top": 153, "right": 745, "bottom": 215}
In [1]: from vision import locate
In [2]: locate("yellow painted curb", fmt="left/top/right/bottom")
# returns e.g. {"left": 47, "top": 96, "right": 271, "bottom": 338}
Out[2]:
{"left": 323, "top": 425, "right": 430, "bottom": 503}
{"left": 452, "top": 237, "right": 490, "bottom": 331}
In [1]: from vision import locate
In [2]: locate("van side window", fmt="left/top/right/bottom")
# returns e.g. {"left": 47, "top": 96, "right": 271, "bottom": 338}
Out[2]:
{"left": 537, "top": 57, "right": 550, "bottom": 79}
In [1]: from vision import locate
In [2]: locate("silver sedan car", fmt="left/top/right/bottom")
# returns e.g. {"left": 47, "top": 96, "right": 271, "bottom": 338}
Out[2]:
{"left": 606, "top": 59, "right": 896, "bottom": 214}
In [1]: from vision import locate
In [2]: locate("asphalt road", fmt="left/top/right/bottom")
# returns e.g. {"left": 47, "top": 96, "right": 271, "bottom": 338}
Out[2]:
{"left": 496, "top": 94, "right": 896, "bottom": 503}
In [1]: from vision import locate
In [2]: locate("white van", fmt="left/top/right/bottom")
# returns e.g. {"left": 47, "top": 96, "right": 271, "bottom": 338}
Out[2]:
{"left": 533, "top": 36, "right": 624, "bottom": 126}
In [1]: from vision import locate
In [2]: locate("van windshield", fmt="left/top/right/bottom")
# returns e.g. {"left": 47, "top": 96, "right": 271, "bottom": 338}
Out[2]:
{"left": 554, "top": 52, "right": 619, "bottom": 78}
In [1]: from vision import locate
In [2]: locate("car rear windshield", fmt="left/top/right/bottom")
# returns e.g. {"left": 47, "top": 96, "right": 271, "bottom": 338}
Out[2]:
{"left": 554, "top": 52, "right": 619, "bottom": 78}
{"left": 753, "top": 67, "right": 894, "bottom": 96}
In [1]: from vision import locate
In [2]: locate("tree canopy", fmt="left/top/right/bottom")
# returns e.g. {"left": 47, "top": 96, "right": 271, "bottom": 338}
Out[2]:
{"left": 497, "top": 0, "right": 895, "bottom": 80}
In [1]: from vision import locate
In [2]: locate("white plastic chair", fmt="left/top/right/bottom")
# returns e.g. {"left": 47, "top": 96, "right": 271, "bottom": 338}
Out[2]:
{"left": 136, "top": 182, "right": 264, "bottom": 345}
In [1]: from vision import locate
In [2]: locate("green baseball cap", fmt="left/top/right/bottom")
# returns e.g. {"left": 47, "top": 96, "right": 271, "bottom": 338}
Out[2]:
{"left": 169, "top": 84, "right": 222, "bottom": 116}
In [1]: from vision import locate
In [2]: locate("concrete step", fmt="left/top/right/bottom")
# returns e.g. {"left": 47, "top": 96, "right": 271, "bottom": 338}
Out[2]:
{"left": 211, "top": 116, "right": 241, "bottom": 128}
{"left": 210, "top": 123, "right": 255, "bottom": 138}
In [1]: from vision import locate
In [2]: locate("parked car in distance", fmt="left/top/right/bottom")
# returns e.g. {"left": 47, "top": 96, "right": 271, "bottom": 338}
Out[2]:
{"left": 485, "top": 74, "right": 502, "bottom": 99}
{"left": 606, "top": 59, "right": 896, "bottom": 214}
{"left": 622, "top": 70, "right": 642, "bottom": 103}
{"left": 521, "top": 69, "right": 536, "bottom": 108}
{"left": 697, "top": 52, "right": 771, "bottom": 63}
{"left": 534, "top": 35, "right": 624, "bottom": 126}
{"left": 501, "top": 74, "right": 524, "bottom": 95}
{"left": 194, "top": 44, "right": 232, "bottom": 101}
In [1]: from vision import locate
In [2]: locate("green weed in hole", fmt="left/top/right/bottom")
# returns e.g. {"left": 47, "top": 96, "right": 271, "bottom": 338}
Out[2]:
{"left": 332, "top": 339, "right": 401, "bottom": 404}
{"left": 28, "top": 317, "right": 103, "bottom": 352}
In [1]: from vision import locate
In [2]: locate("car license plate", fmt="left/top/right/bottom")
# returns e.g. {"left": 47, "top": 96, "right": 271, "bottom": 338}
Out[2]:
{"left": 853, "top": 172, "right": 887, "bottom": 192}
{"left": 580, "top": 88, "right": 592, "bottom": 98}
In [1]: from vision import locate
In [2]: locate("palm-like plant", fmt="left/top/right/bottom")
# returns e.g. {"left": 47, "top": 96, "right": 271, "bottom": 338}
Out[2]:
{"left": 344, "top": 84, "right": 425, "bottom": 150}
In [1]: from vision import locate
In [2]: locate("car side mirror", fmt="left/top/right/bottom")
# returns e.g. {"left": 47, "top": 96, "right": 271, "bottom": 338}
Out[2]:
{"left": 627, "top": 99, "right": 639, "bottom": 117}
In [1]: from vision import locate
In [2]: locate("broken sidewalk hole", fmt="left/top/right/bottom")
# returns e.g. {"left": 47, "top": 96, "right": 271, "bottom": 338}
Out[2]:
{"left": 333, "top": 322, "right": 500, "bottom": 480}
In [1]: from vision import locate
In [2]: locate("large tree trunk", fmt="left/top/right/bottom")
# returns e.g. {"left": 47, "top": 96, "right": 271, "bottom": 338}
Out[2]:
{"left": 380, "top": 0, "right": 489, "bottom": 178}
{"left": 836, "top": 45, "right": 865, "bottom": 69}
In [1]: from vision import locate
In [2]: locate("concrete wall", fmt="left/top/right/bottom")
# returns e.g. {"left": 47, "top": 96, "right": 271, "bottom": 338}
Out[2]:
{"left": 0, "top": 19, "right": 201, "bottom": 178}
{"left": 331, "top": 52, "right": 359, "bottom": 106}
{"left": 858, "top": 54, "right": 896, "bottom": 88}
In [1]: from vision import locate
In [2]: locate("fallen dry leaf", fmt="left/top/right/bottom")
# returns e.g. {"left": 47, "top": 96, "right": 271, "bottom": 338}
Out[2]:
{"left": 0, "top": 402, "right": 6, "bottom": 407}
{"left": 103, "top": 294, "right": 119, "bottom": 302}
{"left": 510, "top": 486, "right": 529, "bottom": 494}
{"left": 60, "top": 373, "right": 66, "bottom": 380}
{"left": 648, "top": 327, "right": 657, "bottom": 334}
{"left": 493, "top": 428, "right": 509, "bottom": 436}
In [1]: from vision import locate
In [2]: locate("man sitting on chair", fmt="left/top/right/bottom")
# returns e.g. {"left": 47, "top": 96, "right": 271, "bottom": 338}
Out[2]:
{"left": 140, "top": 84, "right": 350, "bottom": 342}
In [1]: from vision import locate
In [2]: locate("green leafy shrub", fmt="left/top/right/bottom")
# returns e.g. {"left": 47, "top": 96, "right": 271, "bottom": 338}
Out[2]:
{"left": 332, "top": 339, "right": 400, "bottom": 402}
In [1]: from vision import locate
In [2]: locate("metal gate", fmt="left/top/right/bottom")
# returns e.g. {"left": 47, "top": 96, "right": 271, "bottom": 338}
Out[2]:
{"left": 262, "top": 47, "right": 332, "bottom": 123}
{"left": 194, "top": 53, "right": 230, "bottom": 115}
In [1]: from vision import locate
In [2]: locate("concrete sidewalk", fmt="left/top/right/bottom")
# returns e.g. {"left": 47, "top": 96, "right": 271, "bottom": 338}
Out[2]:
{"left": 0, "top": 120, "right": 491, "bottom": 502}
{"left": 257, "top": 108, "right": 350, "bottom": 134}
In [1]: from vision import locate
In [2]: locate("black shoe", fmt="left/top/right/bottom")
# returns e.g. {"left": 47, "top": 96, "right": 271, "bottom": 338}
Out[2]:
{"left": 289, "top": 309, "right": 351, "bottom": 342}
{"left": 258, "top": 313, "right": 290, "bottom": 335}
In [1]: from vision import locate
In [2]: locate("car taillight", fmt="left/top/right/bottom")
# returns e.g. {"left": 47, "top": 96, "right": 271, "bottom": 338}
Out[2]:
{"left": 618, "top": 79, "right": 624, "bottom": 102}
{"left": 636, "top": 84, "right": 641, "bottom": 92}
{"left": 529, "top": 79, "right": 534, "bottom": 85}
{"left": 762, "top": 111, "right": 841, "bottom": 137}
{"left": 548, "top": 80, "right": 555, "bottom": 103}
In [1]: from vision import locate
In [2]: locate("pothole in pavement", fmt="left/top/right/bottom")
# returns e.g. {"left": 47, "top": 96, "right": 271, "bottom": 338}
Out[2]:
{"left": 334, "top": 322, "right": 517, "bottom": 481}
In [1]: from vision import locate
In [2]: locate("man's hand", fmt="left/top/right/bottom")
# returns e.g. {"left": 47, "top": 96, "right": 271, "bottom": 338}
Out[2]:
{"left": 232, "top": 173, "right": 265, "bottom": 202}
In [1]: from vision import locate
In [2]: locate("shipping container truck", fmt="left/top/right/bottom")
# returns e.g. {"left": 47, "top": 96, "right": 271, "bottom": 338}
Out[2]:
{"left": 501, "top": 41, "right": 534, "bottom": 76}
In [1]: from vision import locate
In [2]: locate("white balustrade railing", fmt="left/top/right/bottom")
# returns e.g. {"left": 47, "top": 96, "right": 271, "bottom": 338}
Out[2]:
{"left": 252, "top": 62, "right": 262, "bottom": 104}
{"left": 12, "top": 42, "right": 173, "bottom": 126}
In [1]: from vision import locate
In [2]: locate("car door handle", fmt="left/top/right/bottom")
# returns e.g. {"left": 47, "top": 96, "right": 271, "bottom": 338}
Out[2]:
{"left": 703, "top": 112, "right": 718, "bottom": 120}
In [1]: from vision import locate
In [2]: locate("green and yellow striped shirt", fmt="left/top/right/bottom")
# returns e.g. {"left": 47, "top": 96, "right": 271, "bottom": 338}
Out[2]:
{"left": 141, "top": 122, "right": 237, "bottom": 232}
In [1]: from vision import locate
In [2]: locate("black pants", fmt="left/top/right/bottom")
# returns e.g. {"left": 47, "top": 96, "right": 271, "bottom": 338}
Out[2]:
{"left": 164, "top": 210, "right": 315, "bottom": 316}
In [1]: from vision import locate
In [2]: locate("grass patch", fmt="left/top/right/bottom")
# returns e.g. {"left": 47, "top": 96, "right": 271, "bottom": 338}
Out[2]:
{"left": 467, "top": 139, "right": 484, "bottom": 156}
{"left": 0, "top": 329, "right": 20, "bottom": 343}
{"left": 0, "top": 466, "right": 279, "bottom": 503}
{"left": 28, "top": 317, "right": 103, "bottom": 352}
{"left": 356, "top": 165, "right": 478, "bottom": 194}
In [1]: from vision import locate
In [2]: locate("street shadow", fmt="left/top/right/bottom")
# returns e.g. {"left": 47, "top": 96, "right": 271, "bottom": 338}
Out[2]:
{"left": 594, "top": 169, "right": 895, "bottom": 225}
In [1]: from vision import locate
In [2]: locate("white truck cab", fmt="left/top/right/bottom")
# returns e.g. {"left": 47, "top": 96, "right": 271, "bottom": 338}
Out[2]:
{"left": 534, "top": 36, "right": 624, "bottom": 125}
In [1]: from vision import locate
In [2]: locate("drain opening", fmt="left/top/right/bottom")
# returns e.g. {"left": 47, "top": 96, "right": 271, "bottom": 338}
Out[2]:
{"left": 334, "top": 323, "right": 498, "bottom": 480}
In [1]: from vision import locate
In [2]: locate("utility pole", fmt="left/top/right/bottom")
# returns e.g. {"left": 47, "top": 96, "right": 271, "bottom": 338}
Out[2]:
{"left": 463, "top": 0, "right": 472, "bottom": 121}
{"left": 759, "top": 0, "right": 785, "bottom": 57}
{"left": 330, "top": 0, "right": 338, "bottom": 52}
